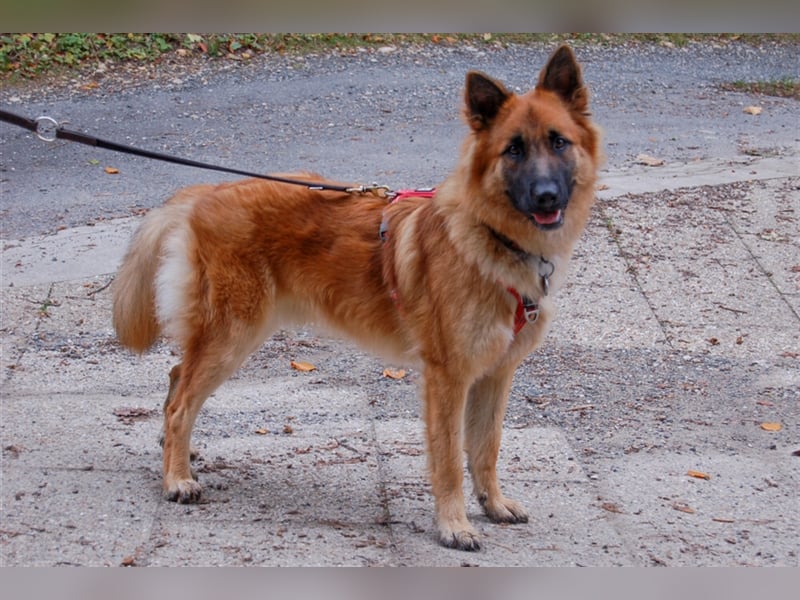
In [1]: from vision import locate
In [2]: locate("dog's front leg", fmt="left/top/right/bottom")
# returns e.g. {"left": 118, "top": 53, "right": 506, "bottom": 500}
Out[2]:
{"left": 465, "top": 366, "right": 529, "bottom": 524}
{"left": 423, "top": 366, "right": 480, "bottom": 551}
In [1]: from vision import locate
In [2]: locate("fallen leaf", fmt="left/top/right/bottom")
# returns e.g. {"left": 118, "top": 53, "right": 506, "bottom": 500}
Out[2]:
{"left": 688, "top": 470, "right": 711, "bottom": 480}
{"left": 707, "top": 337, "right": 720, "bottom": 346}
{"left": 290, "top": 360, "right": 316, "bottom": 372}
{"left": 758, "top": 229, "right": 788, "bottom": 242}
{"left": 254, "top": 428, "right": 268, "bottom": 435}
{"left": 382, "top": 368, "right": 407, "bottom": 380}
{"left": 712, "top": 517, "right": 735, "bottom": 523}
{"left": 760, "top": 422, "right": 782, "bottom": 432}
{"left": 283, "top": 424, "right": 294, "bottom": 434}
{"left": 673, "top": 502, "right": 696, "bottom": 514}
{"left": 113, "top": 407, "right": 158, "bottom": 424}
{"left": 600, "top": 501, "right": 624, "bottom": 514}
{"left": 104, "top": 166, "right": 119, "bottom": 174}
{"left": 743, "top": 105, "right": 762, "bottom": 115}
{"left": 595, "top": 183, "right": 609, "bottom": 191}
{"left": 635, "top": 153, "right": 665, "bottom": 167}
{"left": 120, "top": 555, "right": 136, "bottom": 567}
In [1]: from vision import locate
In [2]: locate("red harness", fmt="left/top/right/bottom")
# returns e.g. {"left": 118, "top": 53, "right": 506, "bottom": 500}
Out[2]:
{"left": 380, "top": 189, "right": 538, "bottom": 335}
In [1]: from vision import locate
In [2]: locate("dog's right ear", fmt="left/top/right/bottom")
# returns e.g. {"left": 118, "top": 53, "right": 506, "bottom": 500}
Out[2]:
{"left": 465, "top": 71, "right": 511, "bottom": 131}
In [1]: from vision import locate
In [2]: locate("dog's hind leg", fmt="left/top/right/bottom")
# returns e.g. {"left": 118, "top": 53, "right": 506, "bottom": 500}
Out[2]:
{"left": 464, "top": 365, "right": 529, "bottom": 525}
{"left": 159, "top": 364, "right": 199, "bottom": 462}
{"left": 161, "top": 320, "right": 266, "bottom": 503}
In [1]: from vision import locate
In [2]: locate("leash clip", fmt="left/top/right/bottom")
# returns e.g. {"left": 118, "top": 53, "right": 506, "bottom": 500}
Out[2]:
{"left": 346, "top": 183, "right": 393, "bottom": 198}
{"left": 34, "top": 116, "right": 60, "bottom": 142}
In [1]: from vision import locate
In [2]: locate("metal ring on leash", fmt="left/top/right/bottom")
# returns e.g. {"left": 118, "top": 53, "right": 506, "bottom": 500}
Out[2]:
{"left": 35, "top": 116, "right": 59, "bottom": 142}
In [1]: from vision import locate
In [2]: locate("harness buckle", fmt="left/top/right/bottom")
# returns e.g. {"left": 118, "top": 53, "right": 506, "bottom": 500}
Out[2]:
{"left": 522, "top": 298, "right": 540, "bottom": 324}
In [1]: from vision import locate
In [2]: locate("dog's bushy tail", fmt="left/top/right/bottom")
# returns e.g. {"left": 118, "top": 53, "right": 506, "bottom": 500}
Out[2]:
{"left": 112, "top": 193, "right": 193, "bottom": 353}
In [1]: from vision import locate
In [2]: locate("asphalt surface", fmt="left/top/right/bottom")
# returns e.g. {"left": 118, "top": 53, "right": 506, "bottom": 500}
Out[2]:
{"left": 1, "top": 39, "right": 798, "bottom": 566}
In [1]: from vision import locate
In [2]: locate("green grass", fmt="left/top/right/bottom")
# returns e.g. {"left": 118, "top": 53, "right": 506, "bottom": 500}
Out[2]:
{"left": 2, "top": 33, "right": 798, "bottom": 81}
{"left": 719, "top": 78, "right": 800, "bottom": 100}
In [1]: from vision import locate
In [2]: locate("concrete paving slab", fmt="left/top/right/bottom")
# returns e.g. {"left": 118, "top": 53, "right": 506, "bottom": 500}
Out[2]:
{"left": 596, "top": 156, "right": 799, "bottom": 201}
{"left": 0, "top": 283, "right": 50, "bottom": 382}
{"left": 0, "top": 465, "right": 159, "bottom": 567}
{"left": 0, "top": 392, "right": 162, "bottom": 470}
{"left": 599, "top": 180, "right": 799, "bottom": 358}
{"left": 386, "top": 480, "right": 630, "bottom": 566}
{"left": 1, "top": 219, "right": 137, "bottom": 288}
{"left": 558, "top": 218, "right": 669, "bottom": 350}
{"left": 144, "top": 518, "right": 394, "bottom": 567}
{"left": 597, "top": 452, "right": 799, "bottom": 566}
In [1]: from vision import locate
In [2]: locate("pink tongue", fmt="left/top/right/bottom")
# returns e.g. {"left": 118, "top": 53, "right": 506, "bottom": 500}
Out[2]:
{"left": 532, "top": 210, "right": 562, "bottom": 225}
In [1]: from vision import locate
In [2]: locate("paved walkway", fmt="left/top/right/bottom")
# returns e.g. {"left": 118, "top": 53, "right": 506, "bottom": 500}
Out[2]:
{"left": 1, "top": 155, "right": 798, "bottom": 566}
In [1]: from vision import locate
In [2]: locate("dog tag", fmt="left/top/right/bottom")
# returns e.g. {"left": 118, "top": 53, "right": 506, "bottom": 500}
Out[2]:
{"left": 538, "top": 257, "right": 554, "bottom": 297}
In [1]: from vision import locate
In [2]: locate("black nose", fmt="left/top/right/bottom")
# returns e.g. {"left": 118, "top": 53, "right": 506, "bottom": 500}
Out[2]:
{"left": 532, "top": 179, "right": 560, "bottom": 207}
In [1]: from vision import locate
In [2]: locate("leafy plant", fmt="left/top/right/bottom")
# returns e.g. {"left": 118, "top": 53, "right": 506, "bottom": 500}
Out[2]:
{"left": 2, "top": 33, "right": 798, "bottom": 81}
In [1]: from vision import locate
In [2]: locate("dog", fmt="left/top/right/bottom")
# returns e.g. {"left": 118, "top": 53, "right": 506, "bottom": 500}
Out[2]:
{"left": 112, "top": 45, "right": 602, "bottom": 551}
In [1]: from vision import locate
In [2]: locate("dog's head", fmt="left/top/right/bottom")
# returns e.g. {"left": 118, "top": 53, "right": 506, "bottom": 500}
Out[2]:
{"left": 463, "top": 45, "right": 601, "bottom": 235}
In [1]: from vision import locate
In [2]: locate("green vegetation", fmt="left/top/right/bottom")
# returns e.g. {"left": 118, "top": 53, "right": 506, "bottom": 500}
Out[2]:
{"left": 1, "top": 33, "right": 797, "bottom": 81}
{"left": 719, "top": 78, "right": 800, "bottom": 100}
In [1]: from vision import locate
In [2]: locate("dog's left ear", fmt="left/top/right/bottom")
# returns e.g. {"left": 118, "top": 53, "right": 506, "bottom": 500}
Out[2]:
{"left": 465, "top": 71, "right": 511, "bottom": 131}
{"left": 537, "top": 45, "right": 588, "bottom": 114}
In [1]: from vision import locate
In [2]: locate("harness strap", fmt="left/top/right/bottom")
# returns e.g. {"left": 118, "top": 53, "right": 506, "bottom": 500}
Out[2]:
{"left": 379, "top": 188, "right": 436, "bottom": 241}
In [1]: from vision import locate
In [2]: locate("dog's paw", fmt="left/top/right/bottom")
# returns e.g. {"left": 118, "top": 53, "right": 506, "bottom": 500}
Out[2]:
{"left": 164, "top": 479, "right": 202, "bottom": 504}
{"left": 438, "top": 525, "right": 482, "bottom": 551}
{"left": 481, "top": 495, "right": 529, "bottom": 524}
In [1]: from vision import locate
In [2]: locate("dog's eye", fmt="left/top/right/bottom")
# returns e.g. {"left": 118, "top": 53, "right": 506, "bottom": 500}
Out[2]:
{"left": 505, "top": 139, "right": 524, "bottom": 158}
{"left": 551, "top": 135, "right": 570, "bottom": 153}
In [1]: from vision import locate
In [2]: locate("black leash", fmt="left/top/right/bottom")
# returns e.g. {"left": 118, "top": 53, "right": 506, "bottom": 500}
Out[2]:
{"left": 0, "top": 108, "right": 393, "bottom": 198}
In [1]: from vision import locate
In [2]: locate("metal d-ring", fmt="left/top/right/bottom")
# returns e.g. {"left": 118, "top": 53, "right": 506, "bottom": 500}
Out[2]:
{"left": 538, "top": 257, "right": 555, "bottom": 296}
{"left": 34, "top": 116, "right": 59, "bottom": 142}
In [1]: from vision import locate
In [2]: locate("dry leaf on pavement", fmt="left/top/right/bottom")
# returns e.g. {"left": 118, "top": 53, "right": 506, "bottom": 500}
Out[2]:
{"left": 104, "top": 166, "right": 119, "bottom": 174}
{"left": 635, "top": 153, "right": 665, "bottom": 167}
{"left": 382, "top": 368, "right": 407, "bottom": 380}
{"left": 760, "top": 422, "right": 782, "bottom": 432}
{"left": 688, "top": 470, "right": 711, "bottom": 480}
{"left": 290, "top": 360, "right": 316, "bottom": 372}
{"left": 600, "top": 501, "right": 624, "bottom": 514}
{"left": 743, "top": 105, "right": 763, "bottom": 115}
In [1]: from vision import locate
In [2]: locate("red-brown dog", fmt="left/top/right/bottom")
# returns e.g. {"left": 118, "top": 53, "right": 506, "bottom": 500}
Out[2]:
{"left": 113, "top": 45, "right": 602, "bottom": 550}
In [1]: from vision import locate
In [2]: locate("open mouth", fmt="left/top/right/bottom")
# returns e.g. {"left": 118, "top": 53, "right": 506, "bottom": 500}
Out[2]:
{"left": 531, "top": 209, "right": 563, "bottom": 229}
